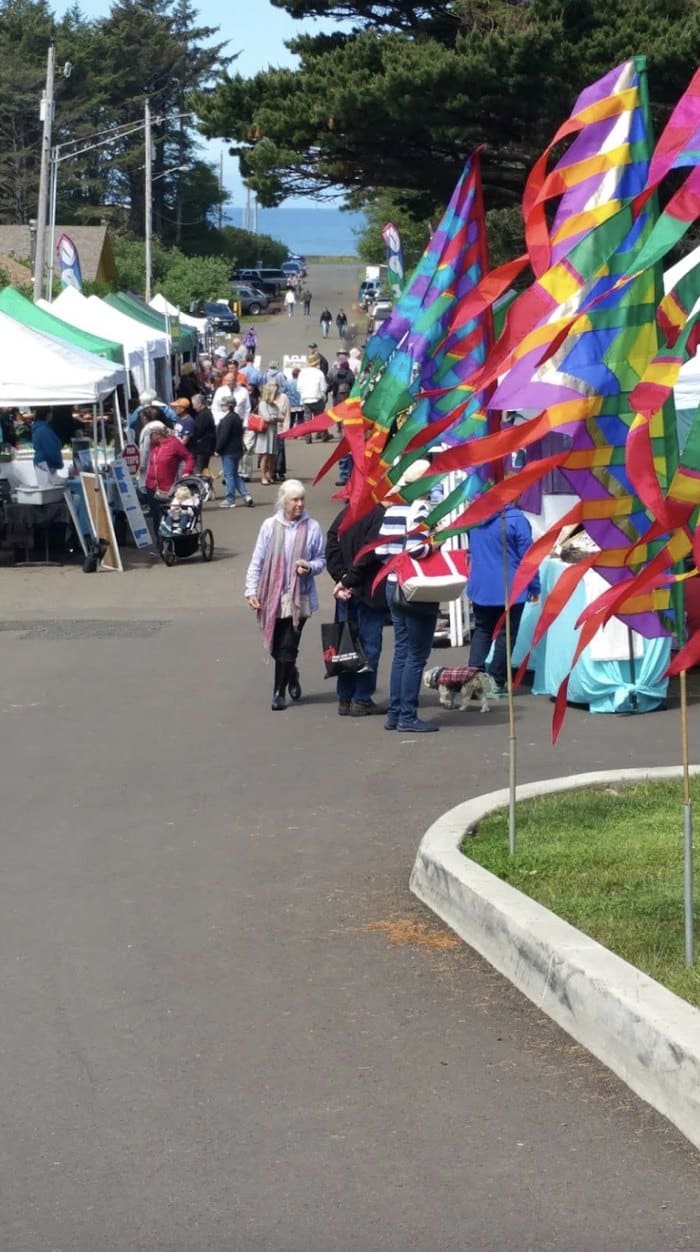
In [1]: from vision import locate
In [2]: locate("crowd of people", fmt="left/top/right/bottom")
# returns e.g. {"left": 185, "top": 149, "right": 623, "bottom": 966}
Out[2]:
{"left": 243, "top": 455, "right": 539, "bottom": 726}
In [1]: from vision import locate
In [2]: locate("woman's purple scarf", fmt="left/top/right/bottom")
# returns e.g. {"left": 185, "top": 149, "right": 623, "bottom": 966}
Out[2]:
{"left": 256, "top": 514, "right": 309, "bottom": 653}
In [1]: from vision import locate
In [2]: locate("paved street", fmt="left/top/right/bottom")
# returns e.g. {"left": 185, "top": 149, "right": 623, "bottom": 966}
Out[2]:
{"left": 1, "top": 262, "right": 699, "bottom": 1249}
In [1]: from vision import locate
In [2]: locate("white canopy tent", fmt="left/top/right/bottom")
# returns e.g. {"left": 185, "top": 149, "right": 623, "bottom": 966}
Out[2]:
{"left": 43, "top": 288, "right": 172, "bottom": 399}
{"left": 149, "top": 291, "right": 207, "bottom": 335}
{"left": 0, "top": 309, "right": 122, "bottom": 405}
{"left": 664, "top": 243, "right": 700, "bottom": 450}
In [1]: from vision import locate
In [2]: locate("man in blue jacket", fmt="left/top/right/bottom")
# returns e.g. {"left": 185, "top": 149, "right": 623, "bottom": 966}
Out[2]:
{"left": 31, "top": 410, "right": 63, "bottom": 474}
{"left": 467, "top": 502, "right": 540, "bottom": 696}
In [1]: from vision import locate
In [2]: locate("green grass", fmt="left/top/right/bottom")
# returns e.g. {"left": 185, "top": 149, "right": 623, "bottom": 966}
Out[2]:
{"left": 461, "top": 780, "right": 700, "bottom": 1007}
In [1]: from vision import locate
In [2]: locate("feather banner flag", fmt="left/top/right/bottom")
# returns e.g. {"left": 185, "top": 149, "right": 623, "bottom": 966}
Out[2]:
{"left": 57, "top": 233, "right": 83, "bottom": 291}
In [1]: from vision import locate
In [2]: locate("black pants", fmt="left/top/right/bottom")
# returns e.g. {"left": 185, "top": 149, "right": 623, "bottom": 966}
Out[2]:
{"left": 468, "top": 602, "right": 524, "bottom": 688}
{"left": 272, "top": 615, "right": 306, "bottom": 663}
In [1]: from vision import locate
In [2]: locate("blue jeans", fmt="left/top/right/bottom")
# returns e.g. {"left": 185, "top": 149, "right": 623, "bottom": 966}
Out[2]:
{"left": 387, "top": 584, "right": 438, "bottom": 723}
{"left": 222, "top": 453, "right": 248, "bottom": 503}
{"left": 336, "top": 600, "right": 385, "bottom": 704}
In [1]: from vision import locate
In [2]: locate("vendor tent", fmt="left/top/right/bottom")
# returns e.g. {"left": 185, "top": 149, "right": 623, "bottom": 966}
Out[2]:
{"left": 0, "top": 286, "right": 126, "bottom": 369}
{"left": 150, "top": 292, "right": 207, "bottom": 335}
{"left": 0, "top": 309, "right": 122, "bottom": 405}
{"left": 664, "top": 244, "right": 700, "bottom": 453}
{"left": 106, "top": 291, "right": 198, "bottom": 354}
{"left": 45, "top": 287, "right": 171, "bottom": 399}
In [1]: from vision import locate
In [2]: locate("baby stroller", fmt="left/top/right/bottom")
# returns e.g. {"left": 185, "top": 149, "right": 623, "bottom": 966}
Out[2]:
{"left": 158, "top": 474, "right": 214, "bottom": 566}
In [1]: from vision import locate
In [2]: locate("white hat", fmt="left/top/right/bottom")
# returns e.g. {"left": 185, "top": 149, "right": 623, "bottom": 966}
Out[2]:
{"left": 393, "top": 457, "right": 432, "bottom": 493}
{"left": 214, "top": 346, "right": 228, "bottom": 358}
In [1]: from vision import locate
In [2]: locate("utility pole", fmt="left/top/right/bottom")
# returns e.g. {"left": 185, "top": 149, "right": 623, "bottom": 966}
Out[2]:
{"left": 218, "top": 149, "right": 223, "bottom": 232}
{"left": 34, "top": 41, "right": 56, "bottom": 301}
{"left": 144, "top": 97, "right": 153, "bottom": 302}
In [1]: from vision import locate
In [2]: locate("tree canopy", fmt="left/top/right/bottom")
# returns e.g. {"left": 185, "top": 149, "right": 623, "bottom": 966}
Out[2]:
{"left": 196, "top": 0, "right": 700, "bottom": 236}
{"left": 0, "top": 0, "right": 231, "bottom": 252}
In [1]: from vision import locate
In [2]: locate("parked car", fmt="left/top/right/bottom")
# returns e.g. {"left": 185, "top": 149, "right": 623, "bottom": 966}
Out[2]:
{"left": 281, "top": 258, "right": 307, "bottom": 278}
{"left": 358, "top": 279, "right": 382, "bottom": 308}
{"left": 231, "top": 268, "right": 286, "bottom": 297}
{"left": 200, "top": 300, "right": 240, "bottom": 333}
{"left": 367, "top": 298, "right": 393, "bottom": 335}
{"left": 231, "top": 283, "right": 269, "bottom": 316}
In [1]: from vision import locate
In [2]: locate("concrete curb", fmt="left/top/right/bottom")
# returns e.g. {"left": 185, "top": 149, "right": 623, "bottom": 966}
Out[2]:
{"left": 410, "top": 766, "right": 700, "bottom": 1151}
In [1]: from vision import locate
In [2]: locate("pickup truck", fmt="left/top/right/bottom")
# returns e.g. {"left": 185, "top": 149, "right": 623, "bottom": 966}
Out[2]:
{"left": 231, "top": 268, "right": 286, "bottom": 298}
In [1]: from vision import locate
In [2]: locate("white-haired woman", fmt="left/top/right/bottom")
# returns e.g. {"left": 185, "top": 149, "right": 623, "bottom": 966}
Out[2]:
{"left": 245, "top": 479, "right": 326, "bottom": 710}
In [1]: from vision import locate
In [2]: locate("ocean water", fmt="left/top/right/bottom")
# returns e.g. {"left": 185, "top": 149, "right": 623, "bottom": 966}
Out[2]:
{"left": 232, "top": 205, "right": 365, "bottom": 257}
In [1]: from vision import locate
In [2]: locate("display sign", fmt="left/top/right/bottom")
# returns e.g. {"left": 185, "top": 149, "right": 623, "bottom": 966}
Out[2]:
{"left": 122, "top": 442, "right": 140, "bottom": 474}
{"left": 80, "top": 472, "right": 123, "bottom": 572}
{"left": 111, "top": 459, "right": 152, "bottom": 550}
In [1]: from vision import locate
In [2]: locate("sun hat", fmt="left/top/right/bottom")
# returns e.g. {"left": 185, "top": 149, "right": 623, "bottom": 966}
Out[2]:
{"left": 307, "top": 352, "right": 320, "bottom": 366}
{"left": 392, "top": 457, "right": 432, "bottom": 493}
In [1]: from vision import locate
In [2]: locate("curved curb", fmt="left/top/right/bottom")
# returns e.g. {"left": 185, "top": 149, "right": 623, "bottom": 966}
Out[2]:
{"left": 410, "top": 766, "right": 700, "bottom": 1151}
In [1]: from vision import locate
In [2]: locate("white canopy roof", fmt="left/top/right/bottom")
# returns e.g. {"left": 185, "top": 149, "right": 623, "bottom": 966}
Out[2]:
{"left": 0, "top": 309, "right": 122, "bottom": 404}
{"left": 150, "top": 291, "right": 207, "bottom": 334}
{"left": 43, "top": 288, "right": 171, "bottom": 397}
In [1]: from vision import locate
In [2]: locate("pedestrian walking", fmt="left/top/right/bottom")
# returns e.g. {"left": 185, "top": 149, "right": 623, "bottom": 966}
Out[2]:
{"left": 319, "top": 307, "right": 332, "bottom": 338}
{"left": 215, "top": 399, "right": 254, "bottom": 509}
{"left": 302, "top": 287, "right": 312, "bottom": 315}
{"left": 335, "top": 308, "right": 348, "bottom": 340}
{"left": 245, "top": 480, "right": 326, "bottom": 711}
{"left": 284, "top": 288, "right": 296, "bottom": 317}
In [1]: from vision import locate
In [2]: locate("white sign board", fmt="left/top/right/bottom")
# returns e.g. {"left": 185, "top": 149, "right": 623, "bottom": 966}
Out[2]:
{"left": 111, "top": 459, "right": 152, "bottom": 550}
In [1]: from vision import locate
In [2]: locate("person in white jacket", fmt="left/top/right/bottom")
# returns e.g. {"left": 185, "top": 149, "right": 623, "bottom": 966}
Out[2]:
{"left": 297, "top": 353, "right": 328, "bottom": 442}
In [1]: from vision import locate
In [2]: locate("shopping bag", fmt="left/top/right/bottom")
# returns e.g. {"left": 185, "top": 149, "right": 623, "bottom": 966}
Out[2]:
{"left": 398, "top": 548, "right": 467, "bottom": 603}
{"left": 321, "top": 620, "right": 370, "bottom": 678}
{"left": 247, "top": 412, "right": 268, "bottom": 434}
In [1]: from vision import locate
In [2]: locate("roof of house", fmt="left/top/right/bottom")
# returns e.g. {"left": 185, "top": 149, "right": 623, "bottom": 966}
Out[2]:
{"left": 0, "top": 224, "right": 116, "bottom": 283}
{"left": 0, "top": 252, "right": 31, "bottom": 287}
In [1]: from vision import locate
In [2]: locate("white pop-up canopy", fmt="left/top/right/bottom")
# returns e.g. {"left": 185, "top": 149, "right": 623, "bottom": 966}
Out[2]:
{"left": 44, "top": 288, "right": 171, "bottom": 398}
{"left": 150, "top": 291, "right": 207, "bottom": 335}
{"left": 0, "top": 308, "right": 122, "bottom": 405}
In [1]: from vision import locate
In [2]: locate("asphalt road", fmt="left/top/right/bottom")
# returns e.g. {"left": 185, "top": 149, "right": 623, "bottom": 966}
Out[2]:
{"left": 1, "top": 261, "right": 699, "bottom": 1250}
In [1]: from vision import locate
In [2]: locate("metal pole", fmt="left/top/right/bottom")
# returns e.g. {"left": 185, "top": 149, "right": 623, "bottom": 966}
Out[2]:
{"left": 34, "top": 41, "right": 55, "bottom": 302}
{"left": 679, "top": 670, "right": 695, "bottom": 965}
{"left": 47, "top": 145, "right": 59, "bottom": 300}
{"left": 144, "top": 98, "right": 153, "bottom": 303}
{"left": 500, "top": 511, "right": 517, "bottom": 856}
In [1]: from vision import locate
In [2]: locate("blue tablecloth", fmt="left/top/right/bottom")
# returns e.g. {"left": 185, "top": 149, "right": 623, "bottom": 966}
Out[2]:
{"left": 511, "top": 557, "right": 670, "bottom": 713}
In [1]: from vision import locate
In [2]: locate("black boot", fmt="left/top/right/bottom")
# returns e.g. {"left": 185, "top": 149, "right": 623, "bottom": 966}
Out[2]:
{"left": 271, "top": 659, "right": 288, "bottom": 711}
{"left": 288, "top": 664, "right": 302, "bottom": 702}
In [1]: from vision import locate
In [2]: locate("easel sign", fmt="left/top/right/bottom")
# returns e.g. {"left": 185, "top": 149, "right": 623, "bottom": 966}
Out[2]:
{"left": 111, "top": 459, "right": 152, "bottom": 550}
{"left": 79, "top": 471, "right": 123, "bottom": 571}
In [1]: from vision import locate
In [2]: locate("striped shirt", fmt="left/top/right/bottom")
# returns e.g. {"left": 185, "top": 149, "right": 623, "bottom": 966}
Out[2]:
{"left": 376, "top": 498, "right": 431, "bottom": 582}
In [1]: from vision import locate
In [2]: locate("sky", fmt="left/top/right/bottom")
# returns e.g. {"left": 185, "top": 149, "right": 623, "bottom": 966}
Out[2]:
{"left": 50, "top": 0, "right": 347, "bottom": 211}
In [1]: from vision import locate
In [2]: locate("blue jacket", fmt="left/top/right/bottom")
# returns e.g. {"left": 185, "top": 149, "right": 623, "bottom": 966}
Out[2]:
{"left": 467, "top": 505, "right": 540, "bottom": 605}
{"left": 31, "top": 420, "right": 63, "bottom": 470}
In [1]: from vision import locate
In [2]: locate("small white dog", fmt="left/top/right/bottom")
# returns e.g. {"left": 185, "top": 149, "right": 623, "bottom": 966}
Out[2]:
{"left": 423, "top": 665, "right": 497, "bottom": 713}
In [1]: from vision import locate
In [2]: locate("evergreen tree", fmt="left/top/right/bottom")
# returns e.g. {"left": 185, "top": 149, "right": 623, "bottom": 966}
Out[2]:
{"left": 0, "top": 0, "right": 55, "bottom": 224}
{"left": 195, "top": 0, "right": 700, "bottom": 230}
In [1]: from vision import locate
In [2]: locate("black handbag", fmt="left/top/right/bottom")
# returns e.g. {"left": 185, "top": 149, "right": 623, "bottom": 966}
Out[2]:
{"left": 321, "top": 620, "right": 370, "bottom": 678}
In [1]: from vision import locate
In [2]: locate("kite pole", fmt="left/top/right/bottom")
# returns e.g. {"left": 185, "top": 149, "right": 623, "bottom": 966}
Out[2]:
{"left": 680, "top": 668, "right": 695, "bottom": 965}
{"left": 500, "top": 511, "right": 517, "bottom": 855}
